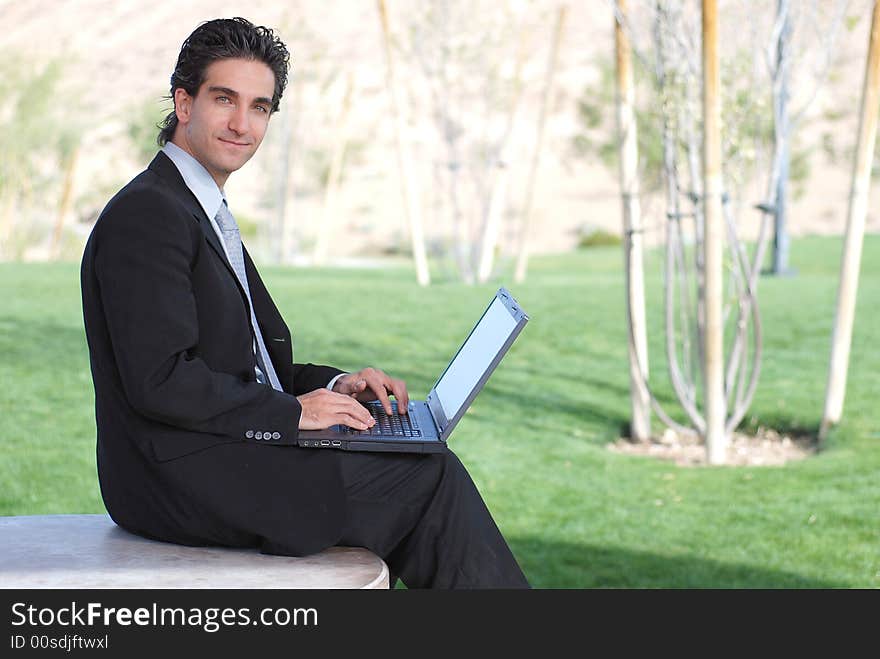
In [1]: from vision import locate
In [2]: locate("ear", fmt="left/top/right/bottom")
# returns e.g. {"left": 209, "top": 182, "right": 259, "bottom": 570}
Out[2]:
{"left": 173, "top": 88, "right": 193, "bottom": 125}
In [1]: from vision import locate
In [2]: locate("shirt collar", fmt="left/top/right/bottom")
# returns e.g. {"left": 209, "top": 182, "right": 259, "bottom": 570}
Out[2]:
{"left": 161, "top": 142, "right": 226, "bottom": 220}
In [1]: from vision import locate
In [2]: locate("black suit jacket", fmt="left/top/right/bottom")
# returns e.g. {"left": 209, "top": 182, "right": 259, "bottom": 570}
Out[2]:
{"left": 81, "top": 152, "right": 346, "bottom": 556}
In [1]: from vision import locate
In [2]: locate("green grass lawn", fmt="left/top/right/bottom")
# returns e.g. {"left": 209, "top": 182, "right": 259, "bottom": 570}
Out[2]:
{"left": 1, "top": 235, "right": 878, "bottom": 588}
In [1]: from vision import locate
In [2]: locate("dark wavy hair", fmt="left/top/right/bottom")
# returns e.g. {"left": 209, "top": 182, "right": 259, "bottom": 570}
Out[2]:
{"left": 157, "top": 17, "right": 290, "bottom": 146}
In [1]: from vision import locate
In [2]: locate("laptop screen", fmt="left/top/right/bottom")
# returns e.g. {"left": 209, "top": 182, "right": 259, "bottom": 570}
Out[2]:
{"left": 433, "top": 296, "right": 519, "bottom": 420}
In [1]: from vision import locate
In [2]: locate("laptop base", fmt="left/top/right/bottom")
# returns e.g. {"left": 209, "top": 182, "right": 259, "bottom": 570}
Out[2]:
{"left": 298, "top": 438, "right": 447, "bottom": 453}
{"left": 296, "top": 400, "right": 444, "bottom": 453}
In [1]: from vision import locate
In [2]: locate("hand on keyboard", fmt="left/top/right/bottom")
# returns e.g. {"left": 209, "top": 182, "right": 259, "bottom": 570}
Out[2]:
{"left": 344, "top": 401, "right": 422, "bottom": 437}
{"left": 331, "top": 367, "right": 409, "bottom": 416}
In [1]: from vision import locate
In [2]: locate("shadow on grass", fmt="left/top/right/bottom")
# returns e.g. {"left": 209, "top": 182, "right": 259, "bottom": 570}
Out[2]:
{"left": 738, "top": 415, "right": 820, "bottom": 440}
{"left": 510, "top": 536, "right": 844, "bottom": 588}
{"left": 477, "top": 381, "right": 630, "bottom": 441}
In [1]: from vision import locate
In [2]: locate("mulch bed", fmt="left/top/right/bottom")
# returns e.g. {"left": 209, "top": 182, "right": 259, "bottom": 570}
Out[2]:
{"left": 608, "top": 426, "right": 818, "bottom": 466}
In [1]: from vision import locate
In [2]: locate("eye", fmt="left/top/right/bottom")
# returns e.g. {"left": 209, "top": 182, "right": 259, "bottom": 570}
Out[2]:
{"left": 217, "top": 96, "right": 231, "bottom": 104}
{"left": 255, "top": 105, "right": 269, "bottom": 114}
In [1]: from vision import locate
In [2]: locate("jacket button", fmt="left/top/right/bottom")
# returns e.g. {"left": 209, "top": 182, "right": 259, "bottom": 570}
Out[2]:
{"left": 245, "top": 430, "right": 254, "bottom": 439}
{"left": 272, "top": 432, "right": 281, "bottom": 440}
{"left": 255, "top": 432, "right": 263, "bottom": 440}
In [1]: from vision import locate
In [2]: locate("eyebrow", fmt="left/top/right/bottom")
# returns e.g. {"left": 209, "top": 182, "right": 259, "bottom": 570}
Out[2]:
{"left": 207, "top": 86, "right": 273, "bottom": 107}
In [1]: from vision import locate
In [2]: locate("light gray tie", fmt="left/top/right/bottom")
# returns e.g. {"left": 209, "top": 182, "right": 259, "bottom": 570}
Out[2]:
{"left": 215, "top": 201, "right": 283, "bottom": 391}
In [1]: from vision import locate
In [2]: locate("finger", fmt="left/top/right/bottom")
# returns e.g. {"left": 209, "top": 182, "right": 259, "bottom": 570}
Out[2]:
{"left": 340, "top": 410, "right": 372, "bottom": 429}
{"left": 370, "top": 376, "right": 394, "bottom": 415}
{"left": 339, "top": 396, "right": 374, "bottom": 426}
{"left": 342, "top": 412, "right": 371, "bottom": 430}
{"left": 324, "top": 390, "right": 371, "bottom": 425}
{"left": 389, "top": 378, "right": 409, "bottom": 414}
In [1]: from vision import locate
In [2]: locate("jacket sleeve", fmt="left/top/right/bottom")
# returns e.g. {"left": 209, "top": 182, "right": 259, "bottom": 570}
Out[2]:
{"left": 93, "top": 188, "right": 304, "bottom": 445}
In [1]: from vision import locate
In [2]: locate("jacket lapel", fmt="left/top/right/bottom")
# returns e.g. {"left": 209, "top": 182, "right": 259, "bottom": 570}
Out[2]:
{"left": 197, "top": 212, "right": 234, "bottom": 274}
{"left": 147, "top": 151, "right": 252, "bottom": 315}
{"left": 145, "top": 151, "right": 285, "bottom": 382}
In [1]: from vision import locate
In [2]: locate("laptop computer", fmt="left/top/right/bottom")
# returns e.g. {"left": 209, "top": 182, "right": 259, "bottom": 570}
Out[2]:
{"left": 296, "top": 287, "right": 529, "bottom": 453}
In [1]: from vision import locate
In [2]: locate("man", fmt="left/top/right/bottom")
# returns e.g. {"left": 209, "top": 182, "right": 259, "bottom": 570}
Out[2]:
{"left": 80, "top": 17, "right": 528, "bottom": 588}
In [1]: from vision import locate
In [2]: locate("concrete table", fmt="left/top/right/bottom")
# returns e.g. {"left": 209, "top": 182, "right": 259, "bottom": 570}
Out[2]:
{"left": 0, "top": 514, "right": 389, "bottom": 589}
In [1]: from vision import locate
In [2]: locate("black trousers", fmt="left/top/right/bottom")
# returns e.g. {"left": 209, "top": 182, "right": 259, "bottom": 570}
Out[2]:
{"left": 337, "top": 448, "right": 529, "bottom": 589}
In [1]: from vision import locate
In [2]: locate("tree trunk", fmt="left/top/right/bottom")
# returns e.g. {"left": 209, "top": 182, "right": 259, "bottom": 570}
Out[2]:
{"left": 476, "top": 21, "right": 527, "bottom": 285}
{"left": 275, "top": 98, "right": 294, "bottom": 265}
{"left": 0, "top": 195, "right": 16, "bottom": 260}
{"left": 476, "top": 160, "right": 509, "bottom": 283}
{"left": 820, "top": 0, "right": 880, "bottom": 441}
{"left": 769, "top": 0, "right": 793, "bottom": 276}
{"left": 50, "top": 147, "right": 79, "bottom": 261}
{"left": 378, "top": 0, "right": 430, "bottom": 285}
{"left": 513, "top": 5, "right": 566, "bottom": 284}
{"left": 615, "top": 0, "right": 651, "bottom": 442}
{"left": 313, "top": 73, "right": 354, "bottom": 266}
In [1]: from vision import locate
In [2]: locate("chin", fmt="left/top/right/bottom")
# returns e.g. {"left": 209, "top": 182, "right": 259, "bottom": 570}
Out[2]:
{"left": 229, "top": 153, "right": 255, "bottom": 170}
{"left": 216, "top": 158, "right": 248, "bottom": 176}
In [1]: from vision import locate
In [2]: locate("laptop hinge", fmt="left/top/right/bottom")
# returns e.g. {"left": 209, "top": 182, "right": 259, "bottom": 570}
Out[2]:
{"left": 425, "top": 392, "right": 446, "bottom": 438}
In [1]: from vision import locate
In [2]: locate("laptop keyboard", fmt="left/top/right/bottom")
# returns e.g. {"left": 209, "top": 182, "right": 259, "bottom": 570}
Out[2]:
{"left": 342, "top": 401, "right": 422, "bottom": 438}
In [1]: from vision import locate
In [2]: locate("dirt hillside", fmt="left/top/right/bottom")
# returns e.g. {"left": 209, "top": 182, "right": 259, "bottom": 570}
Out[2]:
{"left": 1, "top": 0, "right": 877, "bottom": 263}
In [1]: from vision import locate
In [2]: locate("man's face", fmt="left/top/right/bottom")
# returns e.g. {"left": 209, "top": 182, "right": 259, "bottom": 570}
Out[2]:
{"left": 172, "top": 57, "right": 276, "bottom": 188}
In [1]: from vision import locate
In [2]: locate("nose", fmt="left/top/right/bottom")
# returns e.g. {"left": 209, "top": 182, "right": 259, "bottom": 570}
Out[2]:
{"left": 228, "top": 104, "right": 250, "bottom": 135}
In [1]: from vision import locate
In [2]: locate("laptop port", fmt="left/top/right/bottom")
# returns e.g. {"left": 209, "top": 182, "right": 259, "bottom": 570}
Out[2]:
{"left": 331, "top": 441, "right": 341, "bottom": 447}
{"left": 320, "top": 440, "right": 330, "bottom": 446}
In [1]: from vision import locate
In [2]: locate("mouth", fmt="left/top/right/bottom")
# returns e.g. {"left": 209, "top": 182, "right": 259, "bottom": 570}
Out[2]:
{"left": 218, "top": 137, "right": 251, "bottom": 148}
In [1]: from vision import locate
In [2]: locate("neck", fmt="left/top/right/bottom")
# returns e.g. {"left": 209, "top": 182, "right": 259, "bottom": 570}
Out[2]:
{"left": 169, "top": 135, "right": 228, "bottom": 190}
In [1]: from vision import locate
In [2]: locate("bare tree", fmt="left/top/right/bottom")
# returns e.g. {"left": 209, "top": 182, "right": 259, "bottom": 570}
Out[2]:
{"left": 313, "top": 73, "right": 355, "bottom": 266}
{"left": 613, "top": 0, "right": 651, "bottom": 442}
{"left": 379, "top": 0, "right": 431, "bottom": 285}
{"left": 49, "top": 146, "right": 80, "bottom": 260}
{"left": 605, "top": 0, "right": 852, "bottom": 462}
{"left": 275, "top": 93, "right": 297, "bottom": 264}
{"left": 402, "top": 0, "right": 550, "bottom": 284}
{"left": 262, "top": 8, "right": 339, "bottom": 265}
{"left": 762, "top": 0, "right": 851, "bottom": 276}
{"left": 513, "top": 5, "right": 566, "bottom": 284}
{"left": 821, "top": 0, "right": 880, "bottom": 441}
{"left": 0, "top": 55, "right": 82, "bottom": 261}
